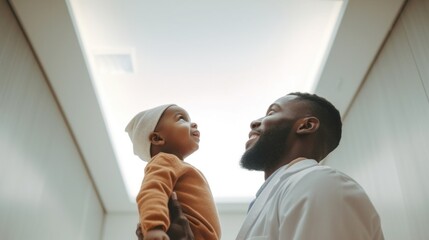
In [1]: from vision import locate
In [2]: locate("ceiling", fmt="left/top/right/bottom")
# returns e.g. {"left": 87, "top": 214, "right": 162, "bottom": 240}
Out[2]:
{"left": 9, "top": 0, "right": 405, "bottom": 212}
{"left": 68, "top": 0, "right": 344, "bottom": 203}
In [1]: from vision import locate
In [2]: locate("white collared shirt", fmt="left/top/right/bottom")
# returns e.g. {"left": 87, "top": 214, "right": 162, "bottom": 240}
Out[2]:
{"left": 236, "top": 159, "right": 384, "bottom": 240}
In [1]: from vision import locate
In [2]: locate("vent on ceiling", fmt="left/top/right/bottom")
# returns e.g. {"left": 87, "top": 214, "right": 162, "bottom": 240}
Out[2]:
{"left": 94, "top": 53, "right": 134, "bottom": 74}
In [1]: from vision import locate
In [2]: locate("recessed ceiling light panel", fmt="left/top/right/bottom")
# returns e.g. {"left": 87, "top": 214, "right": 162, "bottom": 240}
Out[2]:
{"left": 94, "top": 51, "right": 134, "bottom": 74}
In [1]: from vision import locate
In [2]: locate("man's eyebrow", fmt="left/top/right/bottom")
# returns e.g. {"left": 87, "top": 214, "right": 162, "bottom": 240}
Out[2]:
{"left": 266, "top": 103, "right": 281, "bottom": 112}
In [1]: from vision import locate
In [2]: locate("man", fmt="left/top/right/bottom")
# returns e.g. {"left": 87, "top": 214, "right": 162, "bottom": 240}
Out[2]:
{"left": 137, "top": 92, "right": 384, "bottom": 240}
{"left": 236, "top": 92, "right": 384, "bottom": 239}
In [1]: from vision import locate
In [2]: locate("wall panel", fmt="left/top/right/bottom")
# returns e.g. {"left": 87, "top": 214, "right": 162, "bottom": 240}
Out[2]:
{"left": 102, "top": 213, "right": 139, "bottom": 240}
{"left": 324, "top": 0, "right": 429, "bottom": 239}
{"left": 0, "top": 0, "right": 104, "bottom": 239}
{"left": 402, "top": 0, "right": 429, "bottom": 97}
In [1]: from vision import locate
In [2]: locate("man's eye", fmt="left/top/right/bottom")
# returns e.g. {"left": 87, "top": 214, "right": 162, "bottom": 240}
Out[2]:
{"left": 267, "top": 110, "right": 275, "bottom": 116}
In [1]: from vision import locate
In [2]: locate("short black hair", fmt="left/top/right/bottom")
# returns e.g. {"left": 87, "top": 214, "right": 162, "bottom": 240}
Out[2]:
{"left": 288, "top": 92, "right": 342, "bottom": 154}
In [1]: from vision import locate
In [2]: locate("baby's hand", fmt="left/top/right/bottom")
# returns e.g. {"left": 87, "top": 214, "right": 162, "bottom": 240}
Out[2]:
{"left": 144, "top": 229, "right": 169, "bottom": 240}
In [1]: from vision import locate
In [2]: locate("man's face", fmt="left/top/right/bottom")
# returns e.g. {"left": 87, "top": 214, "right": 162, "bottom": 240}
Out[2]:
{"left": 240, "top": 95, "right": 301, "bottom": 171}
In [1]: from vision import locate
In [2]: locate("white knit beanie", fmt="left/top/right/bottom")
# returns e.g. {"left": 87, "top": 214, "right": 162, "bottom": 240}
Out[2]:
{"left": 125, "top": 104, "right": 174, "bottom": 162}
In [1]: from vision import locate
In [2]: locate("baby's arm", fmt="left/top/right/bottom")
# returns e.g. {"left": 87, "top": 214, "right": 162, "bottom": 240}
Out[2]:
{"left": 138, "top": 154, "right": 184, "bottom": 236}
{"left": 136, "top": 192, "right": 194, "bottom": 240}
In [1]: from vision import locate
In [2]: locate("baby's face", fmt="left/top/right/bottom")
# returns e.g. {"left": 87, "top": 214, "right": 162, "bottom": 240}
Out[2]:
{"left": 154, "top": 105, "right": 200, "bottom": 160}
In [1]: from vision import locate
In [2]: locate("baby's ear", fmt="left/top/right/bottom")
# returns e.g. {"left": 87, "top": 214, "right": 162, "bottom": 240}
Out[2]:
{"left": 149, "top": 132, "right": 165, "bottom": 145}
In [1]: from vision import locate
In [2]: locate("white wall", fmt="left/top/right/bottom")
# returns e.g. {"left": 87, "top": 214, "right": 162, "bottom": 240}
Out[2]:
{"left": 8, "top": 0, "right": 134, "bottom": 213}
{"left": 217, "top": 208, "right": 247, "bottom": 240}
{"left": 324, "top": 0, "right": 429, "bottom": 239}
{"left": 0, "top": 0, "right": 105, "bottom": 239}
{"left": 102, "top": 212, "right": 139, "bottom": 240}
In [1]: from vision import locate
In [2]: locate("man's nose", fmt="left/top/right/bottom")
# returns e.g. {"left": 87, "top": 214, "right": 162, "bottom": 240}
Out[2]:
{"left": 250, "top": 118, "right": 261, "bottom": 129}
{"left": 191, "top": 122, "right": 198, "bottom": 128}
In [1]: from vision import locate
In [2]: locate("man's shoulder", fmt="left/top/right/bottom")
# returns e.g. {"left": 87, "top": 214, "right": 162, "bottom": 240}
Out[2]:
{"left": 289, "top": 164, "right": 364, "bottom": 192}
{"left": 275, "top": 164, "right": 373, "bottom": 210}
{"left": 297, "top": 164, "right": 355, "bottom": 179}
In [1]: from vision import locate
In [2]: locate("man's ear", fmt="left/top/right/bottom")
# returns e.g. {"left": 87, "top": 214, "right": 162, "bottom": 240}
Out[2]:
{"left": 296, "top": 117, "right": 320, "bottom": 134}
{"left": 149, "top": 132, "right": 165, "bottom": 145}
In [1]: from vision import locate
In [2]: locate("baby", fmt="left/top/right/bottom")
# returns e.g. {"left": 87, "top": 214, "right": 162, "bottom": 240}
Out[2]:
{"left": 125, "top": 104, "right": 221, "bottom": 240}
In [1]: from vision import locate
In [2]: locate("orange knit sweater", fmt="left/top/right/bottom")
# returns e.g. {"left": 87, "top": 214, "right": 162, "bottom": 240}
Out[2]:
{"left": 137, "top": 152, "right": 221, "bottom": 240}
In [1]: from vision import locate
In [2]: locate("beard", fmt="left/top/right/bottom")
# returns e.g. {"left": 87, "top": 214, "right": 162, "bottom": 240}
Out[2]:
{"left": 240, "top": 124, "right": 291, "bottom": 171}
